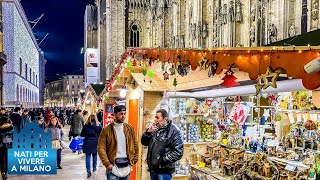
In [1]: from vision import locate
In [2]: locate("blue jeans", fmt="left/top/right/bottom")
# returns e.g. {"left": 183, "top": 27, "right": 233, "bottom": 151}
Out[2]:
{"left": 150, "top": 172, "right": 172, "bottom": 180}
{"left": 106, "top": 172, "right": 130, "bottom": 180}
{"left": 85, "top": 153, "right": 97, "bottom": 173}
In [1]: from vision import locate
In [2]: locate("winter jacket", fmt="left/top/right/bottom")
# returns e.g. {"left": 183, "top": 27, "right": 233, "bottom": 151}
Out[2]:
{"left": 141, "top": 121, "right": 184, "bottom": 174}
{"left": 45, "top": 126, "right": 64, "bottom": 141}
{"left": 9, "top": 113, "right": 22, "bottom": 132}
{"left": 80, "top": 122, "right": 102, "bottom": 154}
{"left": 71, "top": 114, "right": 84, "bottom": 135}
{"left": 98, "top": 122, "right": 139, "bottom": 169}
{"left": 22, "top": 115, "right": 31, "bottom": 128}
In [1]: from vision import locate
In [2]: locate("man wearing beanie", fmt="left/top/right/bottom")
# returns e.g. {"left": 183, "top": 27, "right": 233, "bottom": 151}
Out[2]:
{"left": 98, "top": 105, "right": 139, "bottom": 180}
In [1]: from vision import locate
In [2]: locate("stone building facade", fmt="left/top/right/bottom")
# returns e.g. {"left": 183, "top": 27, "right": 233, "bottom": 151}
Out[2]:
{"left": 92, "top": 0, "right": 320, "bottom": 80}
{"left": 44, "top": 75, "right": 85, "bottom": 107}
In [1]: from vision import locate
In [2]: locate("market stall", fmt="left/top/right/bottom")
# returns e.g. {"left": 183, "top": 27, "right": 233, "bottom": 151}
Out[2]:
{"left": 104, "top": 46, "right": 320, "bottom": 180}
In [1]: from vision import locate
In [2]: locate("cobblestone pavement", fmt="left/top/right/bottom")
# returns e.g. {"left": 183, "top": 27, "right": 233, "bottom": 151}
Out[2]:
{"left": 8, "top": 125, "right": 107, "bottom": 180}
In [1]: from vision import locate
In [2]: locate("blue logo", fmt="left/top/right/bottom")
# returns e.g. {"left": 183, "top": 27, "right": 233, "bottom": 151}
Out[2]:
{"left": 8, "top": 121, "right": 57, "bottom": 175}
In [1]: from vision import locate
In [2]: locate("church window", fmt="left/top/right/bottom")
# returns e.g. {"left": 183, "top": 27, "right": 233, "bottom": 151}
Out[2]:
{"left": 130, "top": 24, "right": 140, "bottom": 47}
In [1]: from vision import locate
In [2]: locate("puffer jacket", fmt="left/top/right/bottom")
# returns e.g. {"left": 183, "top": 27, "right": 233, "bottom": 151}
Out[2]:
{"left": 71, "top": 114, "right": 84, "bottom": 135}
{"left": 141, "top": 121, "right": 183, "bottom": 174}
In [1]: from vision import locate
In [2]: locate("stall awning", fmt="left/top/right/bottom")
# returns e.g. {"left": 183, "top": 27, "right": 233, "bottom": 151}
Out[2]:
{"left": 167, "top": 79, "right": 306, "bottom": 98}
{"left": 268, "top": 29, "right": 320, "bottom": 46}
{"left": 90, "top": 84, "right": 105, "bottom": 97}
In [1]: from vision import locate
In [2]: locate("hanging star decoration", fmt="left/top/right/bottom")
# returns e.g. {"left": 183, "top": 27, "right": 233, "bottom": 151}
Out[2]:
{"left": 198, "top": 58, "right": 208, "bottom": 71}
{"left": 260, "top": 67, "right": 280, "bottom": 89}
{"left": 255, "top": 67, "right": 280, "bottom": 95}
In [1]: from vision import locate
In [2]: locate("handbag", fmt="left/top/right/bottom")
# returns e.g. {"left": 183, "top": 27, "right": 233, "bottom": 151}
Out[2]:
{"left": 60, "top": 140, "right": 68, "bottom": 149}
{"left": 1, "top": 131, "right": 13, "bottom": 148}
{"left": 52, "top": 140, "right": 61, "bottom": 149}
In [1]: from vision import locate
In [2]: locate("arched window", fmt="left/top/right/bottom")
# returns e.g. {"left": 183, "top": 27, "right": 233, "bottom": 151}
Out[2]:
{"left": 16, "top": 85, "right": 19, "bottom": 101}
{"left": 130, "top": 24, "right": 140, "bottom": 47}
{"left": 19, "top": 58, "right": 22, "bottom": 75}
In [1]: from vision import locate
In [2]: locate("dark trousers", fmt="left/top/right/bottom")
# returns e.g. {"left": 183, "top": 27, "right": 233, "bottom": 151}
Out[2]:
{"left": 0, "top": 147, "right": 8, "bottom": 174}
{"left": 150, "top": 172, "right": 172, "bottom": 180}
{"left": 57, "top": 149, "right": 62, "bottom": 165}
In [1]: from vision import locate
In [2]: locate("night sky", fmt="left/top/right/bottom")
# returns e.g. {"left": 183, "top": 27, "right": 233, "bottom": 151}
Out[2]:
{"left": 21, "top": 0, "right": 95, "bottom": 83}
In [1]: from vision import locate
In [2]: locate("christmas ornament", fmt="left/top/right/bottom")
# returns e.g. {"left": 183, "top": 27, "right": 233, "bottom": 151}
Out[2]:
{"left": 148, "top": 70, "right": 155, "bottom": 78}
{"left": 127, "top": 61, "right": 133, "bottom": 67}
{"left": 198, "top": 58, "right": 208, "bottom": 71}
{"left": 169, "top": 65, "right": 175, "bottom": 76}
{"left": 163, "top": 72, "right": 169, "bottom": 81}
{"left": 188, "top": 124, "right": 200, "bottom": 143}
{"left": 208, "top": 61, "right": 218, "bottom": 77}
{"left": 260, "top": 67, "right": 280, "bottom": 89}
{"left": 206, "top": 98, "right": 214, "bottom": 107}
{"left": 142, "top": 68, "right": 147, "bottom": 76}
{"left": 173, "top": 78, "right": 178, "bottom": 87}
{"left": 132, "top": 59, "right": 137, "bottom": 66}
{"left": 305, "top": 120, "right": 316, "bottom": 130}
{"left": 220, "top": 67, "right": 240, "bottom": 88}
{"left": 104, "top": 95, "right": 109, "bottom": 102}
{"left": 116, "top": 75, "right": 121, "bottom": 81}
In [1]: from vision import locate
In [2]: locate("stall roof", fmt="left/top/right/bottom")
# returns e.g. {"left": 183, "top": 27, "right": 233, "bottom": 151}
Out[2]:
{"left": 90, "top": 84, "right": 105, "bottom": 97}
{"left": 131, "top": 73, "right": 170, "bottom": 91}
{"left": 267, "top": 29, "right": 320, "bottom": 46}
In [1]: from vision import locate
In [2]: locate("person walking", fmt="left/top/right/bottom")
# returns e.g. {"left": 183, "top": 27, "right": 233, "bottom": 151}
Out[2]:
{"left": 80, "top": 114, "right": 102, "bottom": 178}
{"left": 141, "top": 109, "right": 184, "bottom": 180}
{"left": 71, "top": 110, "right": 84, "bottom": 153}
{"left": 22, "top": 109, "right": 31, "bottom": 128}
{"left": 98, "top": 105, "right": 139, "bottom": 180}
{"left": 0, "top": 115, "right": 13, "bottom": 180}
{"left": 38, "top": 116, "right": 45, "bottom": 129}
{"left": 45, "top": 117, "right": 64, "bottom": 169}
{"left": 71, "top": 110, "right": 84, "bottom": 138}
{"left": 9, "top": 107, "right": 22, "bottom": 133}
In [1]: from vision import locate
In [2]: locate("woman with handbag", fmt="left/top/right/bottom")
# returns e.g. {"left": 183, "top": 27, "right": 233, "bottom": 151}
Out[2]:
{"left": 80, "top": 114, "right": 102, "bottom": 178}
{"left": 0, "top": 114, "right": 13, "bottom": 180}
{"left": 45, "top": 117, "right": 64, "bottom": 169}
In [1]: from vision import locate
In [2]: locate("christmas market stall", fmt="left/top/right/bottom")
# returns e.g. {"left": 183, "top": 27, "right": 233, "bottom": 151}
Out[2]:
{"left": 104, "top": 46, "right": 320, "bottom": 180}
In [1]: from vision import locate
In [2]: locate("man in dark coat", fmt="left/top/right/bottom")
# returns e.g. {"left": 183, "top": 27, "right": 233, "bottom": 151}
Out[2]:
{"left": 141, "top": 109, "right": 184, "bottom": 180}
{"left": 9, "top": 107, "right": 22, "bottom": 132}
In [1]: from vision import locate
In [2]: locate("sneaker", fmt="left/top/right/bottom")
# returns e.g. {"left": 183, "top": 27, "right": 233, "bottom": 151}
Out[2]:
{"left": 87, "top": 172, "right": 92, "bottom": 178}
{"left": 1, "top": 173, "right": 7, "bottom": 180}
{"left": 93, "top": 168, "right": 96, "bottom": 172}
{"left": 57, "top": 165, "right": 62, "bottom": 169}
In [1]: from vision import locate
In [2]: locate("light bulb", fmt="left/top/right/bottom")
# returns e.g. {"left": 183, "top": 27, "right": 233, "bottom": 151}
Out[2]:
{"left": 120, "top": 89, "right": 126, "bottom": 98}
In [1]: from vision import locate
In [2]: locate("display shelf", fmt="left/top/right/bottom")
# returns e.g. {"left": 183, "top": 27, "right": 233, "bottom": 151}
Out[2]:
{"left": 184, "top": 142, "right": 209, "bottom": 145}
{"left": 269, "top": 157, "right": 310, "bottom": 170}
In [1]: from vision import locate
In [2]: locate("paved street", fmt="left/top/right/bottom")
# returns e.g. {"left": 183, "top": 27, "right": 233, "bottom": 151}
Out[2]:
{"left": 8, "top": 125, "right": 107, "bottom": 180}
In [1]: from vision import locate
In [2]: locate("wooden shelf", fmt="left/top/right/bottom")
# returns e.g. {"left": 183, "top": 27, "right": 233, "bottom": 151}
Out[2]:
{"left": 184, "top": 142, "right": 209, "bottom": 145}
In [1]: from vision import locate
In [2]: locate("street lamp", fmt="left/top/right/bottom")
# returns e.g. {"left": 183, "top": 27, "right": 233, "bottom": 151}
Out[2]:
{"left": 119, "top": 85, "right": 127, "bottom": 98}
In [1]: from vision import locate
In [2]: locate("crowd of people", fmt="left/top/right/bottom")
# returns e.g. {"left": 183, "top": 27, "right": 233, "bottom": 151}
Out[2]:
{"left": 0, "top": 105, "right": 184, "bottom": 180}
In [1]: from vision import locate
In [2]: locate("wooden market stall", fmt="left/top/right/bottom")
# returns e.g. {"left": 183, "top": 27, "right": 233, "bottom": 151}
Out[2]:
{"left": 104, "top": 46, "right": 320, "bottom": 180}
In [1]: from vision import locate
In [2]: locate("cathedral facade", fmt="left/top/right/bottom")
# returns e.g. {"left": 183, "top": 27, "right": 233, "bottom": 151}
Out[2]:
{"left": 88, "top": 0, "right": 320, "bottom": 81}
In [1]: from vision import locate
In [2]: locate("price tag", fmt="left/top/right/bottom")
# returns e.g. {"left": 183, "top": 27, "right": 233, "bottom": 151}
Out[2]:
{"left": 285, "top": 163, "right": 297, "bottom": 172}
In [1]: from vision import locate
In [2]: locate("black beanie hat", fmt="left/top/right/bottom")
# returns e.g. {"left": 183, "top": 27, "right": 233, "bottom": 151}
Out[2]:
{"left": 114, "top": 105, "right": 126, "bottom": 114}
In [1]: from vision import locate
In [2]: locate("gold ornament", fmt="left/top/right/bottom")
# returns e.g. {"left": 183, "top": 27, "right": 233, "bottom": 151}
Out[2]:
{"left": 259, "top": 67, "right": 280, "bottom": 90}
{"left": 198, "top": 58, "right": 208, "bottom": 71}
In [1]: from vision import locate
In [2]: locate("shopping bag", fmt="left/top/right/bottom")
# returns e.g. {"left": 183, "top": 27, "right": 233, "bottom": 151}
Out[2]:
{"left": 60, "top": 140, "right": 68, "bottom": 149}
{"left": 69, "top": 137, "right": 83, "bottom": 151}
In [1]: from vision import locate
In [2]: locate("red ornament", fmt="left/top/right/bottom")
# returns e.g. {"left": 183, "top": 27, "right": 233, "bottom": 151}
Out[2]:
{"left": 206, "top": 98, "right": 214, "bottom": 107}
{"left": 220, "top": 67, "right": 240, "bottom": 88}
{"left": 133, "top": 60, "right": 137, "bottom": 66}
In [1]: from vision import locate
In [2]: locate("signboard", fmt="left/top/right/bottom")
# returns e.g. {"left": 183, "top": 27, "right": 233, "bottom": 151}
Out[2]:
{"left": 86, "top": 48, "right": 98, "bottom": 64}
{"left": 8, "top": 121, "right": 57, "bottom": 175}
{"left": 103, "top": 104, "right": 114, "bottom": 127}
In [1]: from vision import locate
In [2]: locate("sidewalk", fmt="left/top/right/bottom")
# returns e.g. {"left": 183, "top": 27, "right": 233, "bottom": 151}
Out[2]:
{"left": 8, "top": 125, "right": 107, "bottom": 180}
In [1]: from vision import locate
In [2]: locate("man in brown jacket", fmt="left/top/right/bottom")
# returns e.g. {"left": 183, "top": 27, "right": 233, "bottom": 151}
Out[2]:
{"left": 98, "top": 105, "right": 139, "bottom": 180}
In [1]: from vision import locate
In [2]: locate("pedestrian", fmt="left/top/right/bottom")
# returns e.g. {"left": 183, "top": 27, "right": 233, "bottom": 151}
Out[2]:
{"left": 70, "top": 110, "right": 84, "bottom": 153}
{"left": 96, "top": 109, "right": 103, "bottom": 124}
{"left": 80, "top": 114, "right": 102, "bottom": 178}
{"left": 0, "top": 114, "right": 13, "bottom": 180}
{"left": 9, "top": 107, "right": 22, "bottom": 132}
{"left": 0, "top": 107, "right": 6, "bottom": 117}
{"left": 141, "top": 109, "right": 184, "bottom": 180}
{"left": 45, "top": 117, "right": 64, "bottom": 169}
{"left": 22, "top": 109, "right": 31, "bottom": 128}
{"left": 98, "top": 105, "right": 139, "bottom": 180}
{"left": 71, "top": 109, "right": 84, "bottom": 138}
{"left": 37, "top": 116, "right": 45, "bottom": 129}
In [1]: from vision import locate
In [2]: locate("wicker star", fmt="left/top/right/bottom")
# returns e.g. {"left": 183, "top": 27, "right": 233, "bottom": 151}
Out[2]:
{"left": 198, "top": 58, "right": 208, "bottom": 71}
{"left": 260, "top": 67, "right": 279, "bottom": 89}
